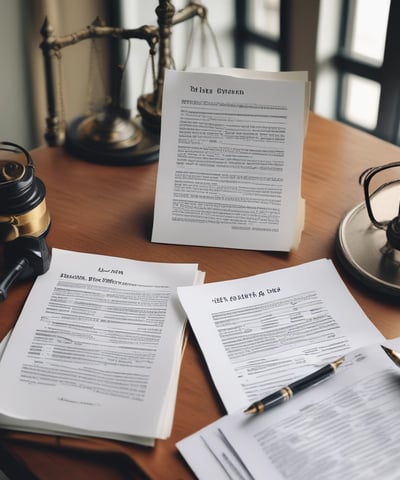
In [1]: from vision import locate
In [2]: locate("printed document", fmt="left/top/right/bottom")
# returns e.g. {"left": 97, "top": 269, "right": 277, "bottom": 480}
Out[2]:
{"left": 177, "top": 259, "right": 383, "bottom": 413}
{"left": 0, "top": 248, "right": 200, "bottom": 445}
{"left": 177, "top": 339, "right": 400, "bottom": 480}
{"left": 152, "top": 68, "right": 309, "bottom": 251}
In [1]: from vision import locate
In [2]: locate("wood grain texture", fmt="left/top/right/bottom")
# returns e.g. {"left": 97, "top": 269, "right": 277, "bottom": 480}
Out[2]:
{"left": 0, "top": 113, "right": 399, "bottom": 479}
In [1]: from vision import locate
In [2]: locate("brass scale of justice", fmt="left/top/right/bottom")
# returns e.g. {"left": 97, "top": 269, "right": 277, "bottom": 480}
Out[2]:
{"left": 39, "top": 0, "right": 220, "bottom": 165}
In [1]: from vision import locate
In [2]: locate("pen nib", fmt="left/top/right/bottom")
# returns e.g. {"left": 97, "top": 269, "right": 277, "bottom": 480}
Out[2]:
{"left": 381, "top": 345, "right": 400, "bottom": 368}
{"left": 244, "top": 406, "right": 257, "bottom": 415}
{"left": 243, "top": 401, "right": 264, "bottom": 415}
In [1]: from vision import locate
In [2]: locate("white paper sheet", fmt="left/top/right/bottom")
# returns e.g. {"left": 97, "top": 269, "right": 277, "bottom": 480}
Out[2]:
{"left": 0, "top": 330, "right": 11, "bottom": 360}
{"left": 177, "top": 339, "right": 400, "bottom": 480}
{"left": 220, "top": 340, "right": 400, "bottom": 480}
{"left": 177, "top": 259, "right": 384, "bottom": 414}
{"left": 0, "top": 248, "right": 199, "bottom": 445}
{"left": 152, "top": 68, "right": 308, "bottom": 251}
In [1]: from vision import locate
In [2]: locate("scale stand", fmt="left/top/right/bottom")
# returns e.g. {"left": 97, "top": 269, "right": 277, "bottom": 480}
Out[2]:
{"left": 40, "top": 1, "right": 209, "bottom": 165}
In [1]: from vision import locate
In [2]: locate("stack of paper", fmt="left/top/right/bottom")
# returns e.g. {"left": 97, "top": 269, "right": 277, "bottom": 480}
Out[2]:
{"left": 0, "top": 248, "right": 202, "bottom": 446}
{"left": 175, "top": 259, "right": 394, "bottom": 478}
{"left": 177, "top": 340, "right": 400, "bottom": 480}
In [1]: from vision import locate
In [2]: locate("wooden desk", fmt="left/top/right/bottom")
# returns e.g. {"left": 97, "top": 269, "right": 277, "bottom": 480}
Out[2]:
{"left": 0, "top": 113, "right": 399, "bottom": 479}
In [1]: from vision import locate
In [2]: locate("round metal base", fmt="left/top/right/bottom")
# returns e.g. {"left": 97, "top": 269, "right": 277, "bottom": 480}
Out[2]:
{"left": 336, "top": 184, "right": 400, "bottom": 296}
{"left": 65, "top": 116, "right": 160, "bottom": 166}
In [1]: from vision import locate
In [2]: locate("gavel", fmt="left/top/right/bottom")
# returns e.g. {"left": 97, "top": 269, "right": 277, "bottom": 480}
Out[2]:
{"left": 0, "top": 142, "right": 52, "bottom": 301}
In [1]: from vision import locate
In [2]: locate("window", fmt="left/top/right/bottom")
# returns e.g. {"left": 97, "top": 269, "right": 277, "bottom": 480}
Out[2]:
{"left": 235, "top": 0, "right": 400, "bottom": 145}
{"left": 119, "top": 1, "right": 400, "bottom": 145}
{"left": 334, "top": 0, "right": 400, "bottom": 143}
{"left": 234, "top": 0, "right": 281, "bottom": 70}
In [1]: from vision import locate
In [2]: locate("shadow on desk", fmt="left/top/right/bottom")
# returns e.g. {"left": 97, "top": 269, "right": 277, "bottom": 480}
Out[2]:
{"left": 0, "top": 436, "right": 151, "bottom": 480}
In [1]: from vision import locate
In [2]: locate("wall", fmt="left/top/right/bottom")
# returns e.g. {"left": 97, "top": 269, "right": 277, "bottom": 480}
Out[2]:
{"left": 0, "top": 0, "right": 33, "bottom": 148}
{"left": 0, "top": 0, "right": 110, "bottom": 150}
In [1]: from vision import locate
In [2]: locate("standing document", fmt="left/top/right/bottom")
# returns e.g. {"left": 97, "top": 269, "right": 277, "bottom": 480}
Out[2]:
{"left": 177, "top": 259, "right": 383, "bottom": 414}
{"left": 152, "top": 69, "right": 309, "bottom": 251}
{"left": 0, "top": 248, "right": 200, "bottom": 445}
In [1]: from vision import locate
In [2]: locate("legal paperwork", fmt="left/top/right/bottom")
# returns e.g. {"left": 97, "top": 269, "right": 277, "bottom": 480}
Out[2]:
{"left": 177, "top": 339, "right": 400, "bottom": 480}
{"left": 0, "top": 248, "right": 201, "bottom": 446}
{"left": 177, "top": 259, "right": 383, "bottom": 414}
{"left": 151, "top": 68, "right": 309, "bottom": 251}
{"left": 176, "top": 260, "right": 394, "bottom": 479}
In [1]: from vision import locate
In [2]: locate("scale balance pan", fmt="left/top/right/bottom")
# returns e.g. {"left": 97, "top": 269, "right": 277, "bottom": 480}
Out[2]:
{"left": 336, "top": 182, "right": 400, "bottom": 296}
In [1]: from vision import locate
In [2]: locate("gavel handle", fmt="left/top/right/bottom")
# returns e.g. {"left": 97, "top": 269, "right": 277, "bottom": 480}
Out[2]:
{"left": 0, "top": 258, "right": 31, "bottom": 301}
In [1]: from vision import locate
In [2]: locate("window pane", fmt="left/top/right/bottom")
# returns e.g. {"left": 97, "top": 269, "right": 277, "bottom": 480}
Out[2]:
{"left": 249, "top": 0, "right": 280, "bottom": 39}
{"left": 347, "top": 0, "right": 390, "bottom": 64}
{"left": 246, "top": 45, "right": 280, "bottom": 71}
{"left": 120, "top": 0, "right": 235, "bottom": 107}
{"left": 342, "top": 74, "right": 380, "bottom": 129}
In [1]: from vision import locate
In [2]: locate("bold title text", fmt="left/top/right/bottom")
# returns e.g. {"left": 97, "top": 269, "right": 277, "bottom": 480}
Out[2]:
{"left": 190, "top": 85, "right": 245, "bottom": 95}
{"left": 212, "top": 287, "right": 281, "bottom": 304}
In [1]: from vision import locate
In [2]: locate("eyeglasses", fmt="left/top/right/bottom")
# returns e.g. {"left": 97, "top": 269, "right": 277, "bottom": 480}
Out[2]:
{"left": 359, "top": 161, "right": 400, "bottom": 230}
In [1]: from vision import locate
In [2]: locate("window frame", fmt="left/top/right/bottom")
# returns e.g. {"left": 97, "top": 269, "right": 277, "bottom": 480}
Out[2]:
{"left": 335, "top": 0, "right": 400, "bottom": 143}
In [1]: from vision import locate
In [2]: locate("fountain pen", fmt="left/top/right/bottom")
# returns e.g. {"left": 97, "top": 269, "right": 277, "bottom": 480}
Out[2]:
{"left": 244, "top": 356, "right": 345, "bottom": 415}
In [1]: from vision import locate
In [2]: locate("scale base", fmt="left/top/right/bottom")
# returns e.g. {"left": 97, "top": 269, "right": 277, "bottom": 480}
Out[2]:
{"left": 336, "top": 184, "right": 400, "bottom": 296}
{"left": 65, "top": 115, "right": 160, "bottom": 166}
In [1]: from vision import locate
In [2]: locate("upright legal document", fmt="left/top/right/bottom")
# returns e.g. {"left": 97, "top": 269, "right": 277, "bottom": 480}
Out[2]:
{"left": 0, "top": 249, "right": 200, "bottom": 446}
{"left": 152, "top": 68, "right": 309, "bottom": 251}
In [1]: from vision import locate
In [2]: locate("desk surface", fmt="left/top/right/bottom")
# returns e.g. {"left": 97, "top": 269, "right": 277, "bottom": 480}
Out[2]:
{"left": 0, "top": 113, "right": 399, "bottom": 479}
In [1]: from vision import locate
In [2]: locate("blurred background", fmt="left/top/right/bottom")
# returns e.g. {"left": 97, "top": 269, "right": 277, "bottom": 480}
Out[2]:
{"left": 0, "top": 0, "right": 397, "bottom": 150}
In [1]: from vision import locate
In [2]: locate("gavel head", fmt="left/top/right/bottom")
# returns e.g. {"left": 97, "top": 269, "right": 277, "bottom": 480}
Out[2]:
{"left": 3, "top": 235, "right": 52, "bottom": 278}
{"left": 0, "top": 141, "right": 51, "bottom": 243}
